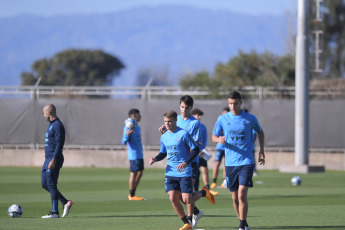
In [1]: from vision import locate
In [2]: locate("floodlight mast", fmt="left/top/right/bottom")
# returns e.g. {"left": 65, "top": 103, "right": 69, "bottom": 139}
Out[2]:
{"left": 295, "top": 0, "right": 309, "bottom": 166}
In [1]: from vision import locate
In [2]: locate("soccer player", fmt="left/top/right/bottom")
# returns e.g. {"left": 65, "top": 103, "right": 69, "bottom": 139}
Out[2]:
{"left": 212, "top": 91, "right": 265, "bottom": 230}
{"left": 191, "top": 108, "right": 219, "bottom": 196}
{"left": 158, "top": 95, "right": 204, "bottom": 227}
{"left": 41, "top": 104, "right": 73, "bottom": 218}
{"left": 210, "top": 107, "right": 230, "bottom": 189}
{"left": 150, "top": 110, "right": 215, "bottom": 230}
{"left": 122, "top": 108, "right": 145, "bottom": 201}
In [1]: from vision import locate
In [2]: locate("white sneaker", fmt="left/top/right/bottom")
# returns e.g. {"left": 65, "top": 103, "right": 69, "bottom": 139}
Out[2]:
{"left": 42, "top": 211, "right": 60, "bottom": 218}
{"left": 192, "top": 210, "right": 203, "bottom": 227}
{"left": 62, "top": 200, "right": 73, "bottom": 218}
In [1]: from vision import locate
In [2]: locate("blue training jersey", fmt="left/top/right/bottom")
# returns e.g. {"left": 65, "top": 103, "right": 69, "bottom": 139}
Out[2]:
{"left": 122, "top": 120, "right": 143, "bottom": 160}
{"left": 212, "top": 110, "right": 262, "bottom": 166}
{"left": 45, "top": 118, "right": 65, "bottom": 163}
{"left": 216, "top": 142, "right": 225, "bottom": 151}
{"left": 160, "top": 127, "right": 198, "bottom": 177}
{"left": 177, "top": 115, "right": 201, "bottom": 163}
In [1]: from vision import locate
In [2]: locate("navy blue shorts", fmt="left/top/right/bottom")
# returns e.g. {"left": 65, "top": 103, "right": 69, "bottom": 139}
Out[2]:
{"left": 199, "top": 157, "right": 207, "bottom": 167}
{"left": 191, "top": 162, "right": 199, "bottom": 179}
{"left": 165, "top": 176, "right": 193, "bottom": 193}
{"left": 129, "top": 159, "right": 144, "bottom": 172}
{"left": 215, "top": 149, "right": 225, "bottom": 162}
{"left": 225, "top": 164, "right": 254, "bottom": 192}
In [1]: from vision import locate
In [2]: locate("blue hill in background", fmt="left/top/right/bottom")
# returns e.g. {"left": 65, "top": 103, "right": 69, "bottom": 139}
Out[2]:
{"left": 0, "top": 5, "right": 289, "bottom": 86}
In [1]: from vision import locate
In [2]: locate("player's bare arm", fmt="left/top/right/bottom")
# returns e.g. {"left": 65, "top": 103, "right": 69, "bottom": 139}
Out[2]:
{"left": 258, "top": 130, "right": 265, "bottom": 165}
{"left": 149, "top": 157, "right": 156, "bottom": 165}
{"left": 212, "top": 134, "right": 226, "bottom": 144}
{"left": 126, "top": 129, "right": 135, "bottom": 135}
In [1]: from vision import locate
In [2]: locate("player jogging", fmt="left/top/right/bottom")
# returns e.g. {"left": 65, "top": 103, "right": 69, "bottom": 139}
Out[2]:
{"left": 158, "top": 95, "right": 205, "bottom": 227}
{"left": 150, "top": 110, "right": 215, "bottom": 230}
{"left": 212, "top": 91, "right": 265, "bottom": 230}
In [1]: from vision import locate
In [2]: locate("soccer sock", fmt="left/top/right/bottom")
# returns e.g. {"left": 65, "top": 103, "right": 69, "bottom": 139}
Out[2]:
{"left": 187, "top": 216, "right": 192, "bottom": 224}
{"left": 52, "top": 200, "right": 58, "bottom": 213}
{"left": 212, "top": 178, "right": 217, "bottom": 183}
{"left": 193, "top": 206, "right": 199, "bottom": 215}
{"left": 239, "top": 219, "right": 246, "bottom": 229}
{"left": 200, "top": 190, "right": 206, "bottom": 197}
{"left": 181, "top": 216, "right": 189, "bottom": 224}
{"left": 130, "top": 189, "right": 135, "bottom": 197}
{"left": 204, "top": 184, "right": 210, "bottom": 189}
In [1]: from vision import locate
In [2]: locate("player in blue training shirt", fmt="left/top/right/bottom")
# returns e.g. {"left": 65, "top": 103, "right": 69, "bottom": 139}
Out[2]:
{"left": 212, "top": 91, "right": 265, "bottom": 230}
{"left": 210, "top": 107, "right": 230, "bottom": 189}
{"left": 122, "top": 108, "right": 145, "bottom": 201}
{"left": 176, "top": 95, "right": 204, "bottom": 227}
{"left": 158, "top": 95, "right": 206, "bottom": 227}
{"left": 41, "top": 104, "right": 73, "bottom": 218}
{"left": 150, "top": 110, "right": 215, "bottom": 230}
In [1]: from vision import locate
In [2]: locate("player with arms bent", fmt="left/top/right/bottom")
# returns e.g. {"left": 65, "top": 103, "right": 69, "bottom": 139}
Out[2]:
{"left": 212, "top": 91, "right": 265, "bottom": 230}
{"left": 158, "top": 95, "right": 205, "bottom": 227}
{"left": 151, "top": 110, "right": 215, "bottom": 230}
{"left": 122, "top": 108, "right": 145, "bottom": 200}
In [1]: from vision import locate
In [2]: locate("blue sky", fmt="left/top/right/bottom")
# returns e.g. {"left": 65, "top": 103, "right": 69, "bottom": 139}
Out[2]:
{"left": 0, "top": 0, "right": 297, "bottom": 17}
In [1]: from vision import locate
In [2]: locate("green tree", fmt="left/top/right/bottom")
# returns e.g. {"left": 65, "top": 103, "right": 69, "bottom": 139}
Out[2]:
{"left": 179, "top": 50, "right": 295, "bottom": 94}
{"left": 21, "top": 49, "right": 125, "bottom": 86}
{"left": 179, "top": 71, "right": 212, "bottom": 89}
{"left": 310, "top": 0, "right": 345, "bottom": 79}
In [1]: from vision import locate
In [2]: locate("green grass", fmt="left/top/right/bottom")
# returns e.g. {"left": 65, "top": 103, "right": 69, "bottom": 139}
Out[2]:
{"left": 1, "top": 167, "right": 345, "bottom": 230}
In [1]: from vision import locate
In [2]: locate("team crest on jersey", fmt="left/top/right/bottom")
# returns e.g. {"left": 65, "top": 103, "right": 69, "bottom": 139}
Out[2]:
{"left": 227, "top": 122, "right": 231, "bottom": 125}
{"left": 176, "top": 137, "right": 180, "bottom": 142}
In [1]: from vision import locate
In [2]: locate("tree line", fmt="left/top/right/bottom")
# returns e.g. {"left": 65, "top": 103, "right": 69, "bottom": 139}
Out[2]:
{"left": 21, "top": 1, "right": 344, "bottom": 92}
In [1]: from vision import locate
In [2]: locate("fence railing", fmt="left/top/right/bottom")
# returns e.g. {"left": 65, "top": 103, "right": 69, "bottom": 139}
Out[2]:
{"left": 1, "top": 143, "right": 344, "bottom": 153}
{"left": 1, "top": 86, "right": 344, "bottom": 99}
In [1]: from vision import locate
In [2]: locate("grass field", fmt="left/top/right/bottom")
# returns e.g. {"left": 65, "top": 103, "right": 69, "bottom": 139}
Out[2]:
{"left": 1, "top": 167, "right": 345, "bottom": 230}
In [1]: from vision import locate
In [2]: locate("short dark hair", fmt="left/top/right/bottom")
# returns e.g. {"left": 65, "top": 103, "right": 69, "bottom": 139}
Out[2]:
{"left": 223, "top": 107, "right": 230, "bottom": 112}
{"left": 191, "top": 108, "right": 204, "bottom": 116}
{"left": 128, "top": 108, "right": 140, "bottom": 117}
{"left": 180, "top": 95, "right": 194, "bottom": 107}
{"left": 164, "top": 110, "right": 177, "bottom": 120}
{"left": 228, "top": 91, "right": 242, "bottom": 100}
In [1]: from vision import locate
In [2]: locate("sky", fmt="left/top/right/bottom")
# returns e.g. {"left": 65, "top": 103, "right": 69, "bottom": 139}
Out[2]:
{"left": 0, "top": 0, "right": 297, "bottom": 18}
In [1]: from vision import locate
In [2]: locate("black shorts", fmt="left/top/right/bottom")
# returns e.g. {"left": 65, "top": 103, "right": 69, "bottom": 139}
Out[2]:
{"left": 129, "top": 159, "right": 144, "bottom": 172}
{"left": 199, "top": 157, "right": 208, "bottom": 167}
{"left": 165, "top": 176, "right": 193, "bottom": 193}
{"left": 225, "top": 164, "right": 254, "bottom": 192}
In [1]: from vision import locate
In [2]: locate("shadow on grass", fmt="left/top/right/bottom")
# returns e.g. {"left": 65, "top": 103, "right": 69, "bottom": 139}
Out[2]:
{"left": 209, "top": 226, "right": 345, "bottom": 229}
{"left": 254, "top": 226, "right": 345, "bottom": 229}
{"left": 79, "top": 214, "right": 236, "bottom": 218}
